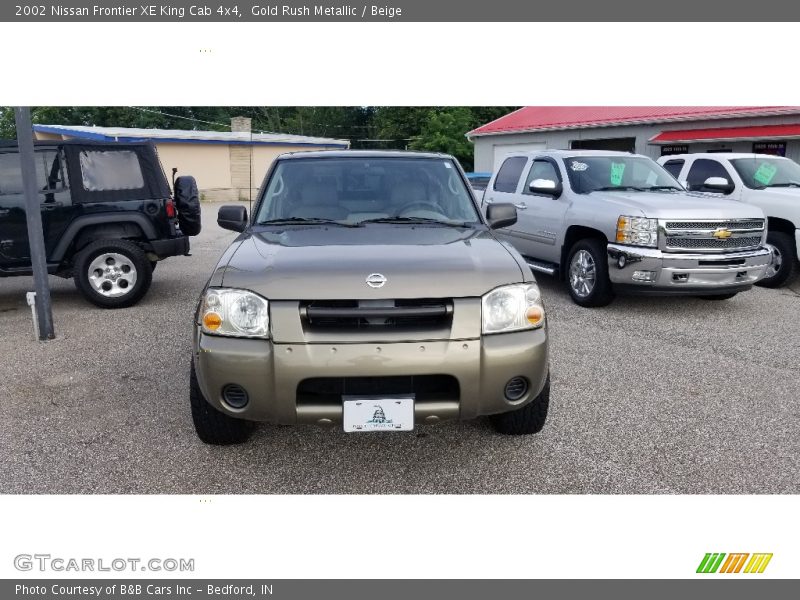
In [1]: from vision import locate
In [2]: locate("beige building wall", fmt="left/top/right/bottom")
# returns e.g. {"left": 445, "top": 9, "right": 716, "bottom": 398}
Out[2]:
{"left": 154, "top": 143, "right": 233, "bottom": 201}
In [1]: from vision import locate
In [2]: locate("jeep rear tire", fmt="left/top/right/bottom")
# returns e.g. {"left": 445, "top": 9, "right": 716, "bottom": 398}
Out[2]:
{"left": 190, "top": 361, "right": 252, "bottom": 445}
{"left": 73, "top": 239, "right": 152, "bottom": 308}
{"left": 757, "top": 231, "right": 797, "bottom": 288}
{"left": 490, "top": 375, "right": 550, "bottom": 435}
{"left": 566, "top": 239, "right": 615, "bottom": 307}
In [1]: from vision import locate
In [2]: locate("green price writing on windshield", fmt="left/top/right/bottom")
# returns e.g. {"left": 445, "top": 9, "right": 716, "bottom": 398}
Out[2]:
{"left": 610, "top": 162, "right": 626, "bottom": 186}
{"left": 754, "top": 162, "right": 778, "bottom": 186}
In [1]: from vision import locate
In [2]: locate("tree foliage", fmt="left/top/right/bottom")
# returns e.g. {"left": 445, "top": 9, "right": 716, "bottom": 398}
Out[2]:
{"left": 0, "top": 106, "right": 517, "bottom": 171}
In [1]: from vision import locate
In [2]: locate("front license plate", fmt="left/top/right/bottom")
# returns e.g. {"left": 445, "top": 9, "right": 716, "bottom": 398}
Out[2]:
{"left": 342, "top": 395, "right": 414, "bottom": 433}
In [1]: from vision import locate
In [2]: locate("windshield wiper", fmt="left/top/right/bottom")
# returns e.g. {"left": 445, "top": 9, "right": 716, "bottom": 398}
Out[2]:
{"left": 357, "top": 216, "right": 471, "bottom": 227}
{"left": 257, "top": 217, "right": 358, "bottom": 227}
{"left": 766, "top": 182, "right": 800, "bottom": 188}
{"left": 590, "top": 185, "right": 648, "bottom": 192}
{"left": 644, "top": 185, "right": 683, "bottom": 192}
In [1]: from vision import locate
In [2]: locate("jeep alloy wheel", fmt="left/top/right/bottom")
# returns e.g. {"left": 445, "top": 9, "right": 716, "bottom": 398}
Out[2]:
{"left": 73, "top": 239, "right": 153, "bottom": 308}
{"left": 88, "top": 252, "right": 138, "bottom": 298}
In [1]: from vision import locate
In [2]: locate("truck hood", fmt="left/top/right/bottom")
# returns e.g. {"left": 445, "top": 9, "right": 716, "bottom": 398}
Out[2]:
{"left": 745, "top": 187, "right": 800, "bottom": 203}
{"left": 218, "top": 225, "right": 526, "bottom": 299}
{"left": 593, "top": 190, "right": 766, "bottom": 220}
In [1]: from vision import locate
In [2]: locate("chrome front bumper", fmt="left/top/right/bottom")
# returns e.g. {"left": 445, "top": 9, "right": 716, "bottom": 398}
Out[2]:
{"left": 606, "top": 244, "right": 772, "bottom": 292}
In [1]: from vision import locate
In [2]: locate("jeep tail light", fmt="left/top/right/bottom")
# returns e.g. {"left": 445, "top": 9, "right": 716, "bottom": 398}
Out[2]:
{"left": 166, "top": 199, "right": 177, "bottom": 218}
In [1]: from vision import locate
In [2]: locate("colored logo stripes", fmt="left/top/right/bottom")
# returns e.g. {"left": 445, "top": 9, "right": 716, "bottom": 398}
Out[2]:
{"left": 697, "top": 553, "right": 773, "bottom": 574}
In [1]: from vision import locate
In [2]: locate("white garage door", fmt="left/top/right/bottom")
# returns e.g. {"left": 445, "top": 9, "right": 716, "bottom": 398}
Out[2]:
{"left": 492, "top": 142, "right": 547, "bottom": 170}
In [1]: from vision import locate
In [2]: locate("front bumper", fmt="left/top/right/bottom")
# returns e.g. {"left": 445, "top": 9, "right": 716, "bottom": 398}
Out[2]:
{"left": 193, "top": 328, "right": 549, "bottom": 425}
{"left": 606, "top": 244, "right": 772, "bottom": 294}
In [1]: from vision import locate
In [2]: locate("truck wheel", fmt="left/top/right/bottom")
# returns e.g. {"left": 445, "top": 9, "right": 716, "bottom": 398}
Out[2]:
{"left": 490, "top": 375, "right": 550, "bottom": 435}
{"left": 566, "top": 239, "right": 614, "bottom": 307}
{"left": 73, "top": 239, "right": 152, "bottom": 308}
{"left": 757, "top": 231, "right": 797, "bottom": 288}
{"left": 190, "top": 361, "right": 252, "bottom": 445}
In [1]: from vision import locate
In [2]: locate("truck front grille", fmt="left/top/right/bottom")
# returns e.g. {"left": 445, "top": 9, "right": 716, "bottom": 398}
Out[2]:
{"left": 296, "top": 375, "right": 460, "bottom": 404}
{"left": 663, "top": 219, "right": 764, "bottom": 253}
{"left": 665, "top": 236, "right": 763, "bottom": 250}
{"left": 665, "top": 220, "right": 764, "bottom": 231}
{"left": 301, "top": 298, "right": 453, "bottom": 330}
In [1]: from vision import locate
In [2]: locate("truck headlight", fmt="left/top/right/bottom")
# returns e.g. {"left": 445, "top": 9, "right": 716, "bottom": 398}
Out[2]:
{"left": 616, "top": 216, "right": 658, "bottom": 247}
{"left": 200, "top": 288, "right": 269, "bottom": 338}
{"left": 481, "top": 283, "right": 545, "bottom": 334}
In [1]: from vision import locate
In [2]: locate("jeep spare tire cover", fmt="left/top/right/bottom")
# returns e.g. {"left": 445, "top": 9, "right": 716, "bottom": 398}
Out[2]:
{"left": 174, "top": 176, "right": 202, "bottom": 236}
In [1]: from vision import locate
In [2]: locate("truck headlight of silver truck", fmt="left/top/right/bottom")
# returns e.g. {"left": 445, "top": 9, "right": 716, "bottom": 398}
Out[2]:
{"left": 200, "top": 288, "right": 270, "bottom": 338}
{"left": 616, "top": 216, "right": 659, "bottom": 247}
{"left": 482, "top": 283, "right": 545, "bottom": 334}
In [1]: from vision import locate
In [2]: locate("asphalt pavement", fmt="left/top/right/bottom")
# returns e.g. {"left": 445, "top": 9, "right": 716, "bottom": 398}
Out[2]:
{"left": 1, "top": 202, "right": 798, "bottom": 493}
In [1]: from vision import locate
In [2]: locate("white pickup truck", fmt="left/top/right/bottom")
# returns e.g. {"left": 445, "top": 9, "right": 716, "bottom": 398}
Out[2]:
{"left": 658, "top": 153, "right": 800, "bottom": 287}
{"left": 484, "top": 150, "right": 772, "bottom": 307}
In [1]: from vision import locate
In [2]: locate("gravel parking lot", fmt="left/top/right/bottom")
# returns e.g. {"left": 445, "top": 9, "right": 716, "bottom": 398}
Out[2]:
{"left": 1, "top": 201, "right": 798, "bottom": 494}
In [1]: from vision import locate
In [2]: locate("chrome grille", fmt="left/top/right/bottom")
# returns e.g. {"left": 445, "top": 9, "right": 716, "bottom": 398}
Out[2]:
{"left": 666, "top": 236, "right": 762, "bottom": 250}
{"left": 665, "top": 220, "right": 764, "bottom": 231}
{"left": 663, "top": 219, "right": 764, "bottom": 253}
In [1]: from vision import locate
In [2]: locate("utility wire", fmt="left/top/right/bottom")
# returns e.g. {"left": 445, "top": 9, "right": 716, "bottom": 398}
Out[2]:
{"left": 128, "top": 107, "right": 232, "bottom": 130}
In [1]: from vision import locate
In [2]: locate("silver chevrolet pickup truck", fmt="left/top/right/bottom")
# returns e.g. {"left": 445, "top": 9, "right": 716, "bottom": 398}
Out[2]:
{"left": 484, "top": 150, "right": 773, "bottom": 307}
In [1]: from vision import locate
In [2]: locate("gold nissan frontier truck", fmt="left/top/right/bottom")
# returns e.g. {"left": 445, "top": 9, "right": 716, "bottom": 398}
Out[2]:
{"left": 190, "top": 151, "right": 550, "bottom": 444}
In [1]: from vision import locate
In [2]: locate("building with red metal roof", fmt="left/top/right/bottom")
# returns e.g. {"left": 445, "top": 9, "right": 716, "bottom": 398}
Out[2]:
{"left": 467, "top": 107, "right": 800, "bottom": 172}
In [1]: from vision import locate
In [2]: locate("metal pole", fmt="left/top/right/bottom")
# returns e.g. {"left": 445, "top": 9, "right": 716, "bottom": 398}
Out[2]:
{"left": 14, "top": 107, "right": 55, "bottom": 340}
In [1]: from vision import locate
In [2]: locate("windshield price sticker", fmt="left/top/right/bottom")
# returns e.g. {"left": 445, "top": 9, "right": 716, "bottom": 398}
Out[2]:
{"left": 754, "top": 162, "right": 778, "bottom": 186}
{"left": 610, "top": 162, "right": 626, "bottom": 186}
{"left": 571, "top": 161, "right": 588, "bottom": 172}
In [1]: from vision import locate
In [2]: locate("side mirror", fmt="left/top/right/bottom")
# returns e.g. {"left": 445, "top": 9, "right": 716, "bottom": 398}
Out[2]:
{"left": 703, "top": 177, "right": 734, "bottom": 194}
{"left": 528, "top": 178, "right": 563, "bottom": 197}
{"left": 486, "top": 202, "right": 517, "bottom": 230}
{"left": 217, "top": 205, "right": 248, "bottom": 232}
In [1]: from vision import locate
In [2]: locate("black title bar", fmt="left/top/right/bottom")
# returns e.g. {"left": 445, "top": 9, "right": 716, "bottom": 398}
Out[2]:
{"left": 3, "top": 1, "right": 800, "bottom": 21}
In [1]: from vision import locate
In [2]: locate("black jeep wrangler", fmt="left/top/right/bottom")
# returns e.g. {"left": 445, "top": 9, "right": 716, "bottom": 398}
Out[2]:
{"left": 0, "top": 140, "right": 200, "bottom": 308}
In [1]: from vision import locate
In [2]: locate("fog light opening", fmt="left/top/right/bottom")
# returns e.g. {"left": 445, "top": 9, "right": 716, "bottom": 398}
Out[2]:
{"left": 222, "top": 384, "right": 249, "bottom": 409}
{"left": 504, "top": 377, "right": 528, "bottom": 401}
{"left": 632, "top": 270, "right": 656, "bottom": 282}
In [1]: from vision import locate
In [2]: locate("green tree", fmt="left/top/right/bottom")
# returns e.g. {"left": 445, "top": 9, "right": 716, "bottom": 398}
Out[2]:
{"left": 410, "top": 107, "right": 476, "bottom": 170}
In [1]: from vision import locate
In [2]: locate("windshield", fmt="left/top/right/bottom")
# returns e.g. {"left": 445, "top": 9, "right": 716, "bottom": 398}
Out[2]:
{"left": 563, "top": 155, "right": 683, "bottom": 194}
{"left": 255, "top": 157, "right": 480, "bottom": 226}
{"left": 730, "top": 157, "right": 800, "bottom": 189}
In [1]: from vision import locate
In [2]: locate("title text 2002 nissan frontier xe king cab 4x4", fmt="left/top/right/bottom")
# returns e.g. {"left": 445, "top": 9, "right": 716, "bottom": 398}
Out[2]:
{"left": 485, "top": 150, "right": 773, "bottom": 307}
{"left": 190, "top": 151, "right": 550, "bottom": 444}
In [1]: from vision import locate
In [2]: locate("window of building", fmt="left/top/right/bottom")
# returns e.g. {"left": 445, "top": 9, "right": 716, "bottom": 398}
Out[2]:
{"left": 570, "top": 137, "right": 636, "bottom": 153}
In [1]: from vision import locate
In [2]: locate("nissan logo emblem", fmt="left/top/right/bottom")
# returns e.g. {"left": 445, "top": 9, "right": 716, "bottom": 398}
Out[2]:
{"left": 366, "top": 273, "right": 387, "bottom": 288}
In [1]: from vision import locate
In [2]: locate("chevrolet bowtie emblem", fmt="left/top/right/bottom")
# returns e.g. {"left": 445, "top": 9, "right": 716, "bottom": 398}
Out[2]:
{"left": 712, "top": 228, "right": 733, "bottom": 240}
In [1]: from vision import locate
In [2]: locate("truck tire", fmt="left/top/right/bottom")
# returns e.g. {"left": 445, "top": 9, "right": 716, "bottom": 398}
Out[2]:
{"left": 490, "top": 375, "right": 550, "bottom": 435}
{"left": 757, "top": 231, "right": 797, "bottom": 288}
{"left": 190, "top": 361, "right": 252, "bottom": 445}
{"left": 73, "top": 239, "right": 152, "bottom": 308}
{"left": 566, "top": 239, "right": 614, "bottom": 307}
